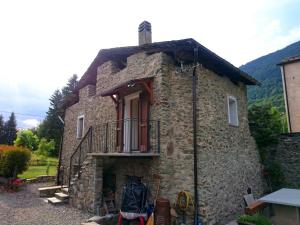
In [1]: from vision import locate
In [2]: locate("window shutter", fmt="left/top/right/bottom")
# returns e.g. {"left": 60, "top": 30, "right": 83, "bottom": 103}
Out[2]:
{"left": 116, "top": 98, "right": 124, "bottom": 152}
{"left": 139, "top": 92, "right": 149, "bottom": 152}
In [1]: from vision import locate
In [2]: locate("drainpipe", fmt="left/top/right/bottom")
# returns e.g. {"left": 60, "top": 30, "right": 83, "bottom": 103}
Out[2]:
{"left": 56, "top": 116, "right": 65, "bottom": 185}
{"left": 192, "top": 47, "right": 201, "bottom": 225}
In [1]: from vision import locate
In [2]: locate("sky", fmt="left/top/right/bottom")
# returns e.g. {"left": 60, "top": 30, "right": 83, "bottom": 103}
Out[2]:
{"left": 0, "top": 0, "right": 300, "bottom": 128}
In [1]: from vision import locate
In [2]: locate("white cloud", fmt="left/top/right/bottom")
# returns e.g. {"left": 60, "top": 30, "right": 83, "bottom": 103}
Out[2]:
{"left": 22, "top": 119, "right": 40, "bottom": 128}
{"left": 0, "top": 0, "right": 300, "bottom": 128}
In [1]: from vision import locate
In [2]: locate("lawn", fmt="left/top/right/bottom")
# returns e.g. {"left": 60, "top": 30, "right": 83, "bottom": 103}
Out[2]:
{"left": 18, "top": 153, "right": 58, "bottom": 179}
{"left": 19, "top": 165, "right": 57, "bottom": 179}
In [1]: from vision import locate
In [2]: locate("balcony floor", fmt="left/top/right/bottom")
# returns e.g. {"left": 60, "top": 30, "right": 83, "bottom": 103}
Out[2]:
{"left": 88, "top": 152, "right": 160, "bottom": 157}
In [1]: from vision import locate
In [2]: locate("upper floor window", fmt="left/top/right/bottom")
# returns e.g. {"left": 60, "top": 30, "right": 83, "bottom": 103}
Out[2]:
{"left": 227, "top": 96, "right": 238, "bottom": 126}
{"left": 77, "top": 115, "right": 84, "bottom": 138}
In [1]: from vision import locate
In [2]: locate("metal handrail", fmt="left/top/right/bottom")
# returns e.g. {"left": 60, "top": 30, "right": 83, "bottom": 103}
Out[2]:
{"left": 68, "top": 119, "right": 160, "bottom": 186}
{"left": 68, "top": 127, "right": 92, "bottom": 186}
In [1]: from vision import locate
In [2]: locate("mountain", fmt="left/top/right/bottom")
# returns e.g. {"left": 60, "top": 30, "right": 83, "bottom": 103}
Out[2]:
{"left": 240, "top": 40, "right": 300, "bottom": 112}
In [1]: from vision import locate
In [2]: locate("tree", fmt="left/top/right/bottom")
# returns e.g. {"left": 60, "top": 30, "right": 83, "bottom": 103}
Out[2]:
{"left": 36, "top": 138, "right": 55, "bottom": 157}
{"left": 249, "top": 104, "right": 282, "bottom": 152}
{"left": 37, "top": 74, "right": 78, "bottom": 157}
{"left": 14, "top": 130, "right": 39, "bottom": 151}
{"left": 248, "top": 104, "right": 285, "bottom": 190}
{"left": 0, "top": 115, "right": 5, "bottom": 144}
{"left": 4, "top": 112, "right": 17, "bottom": 145}
{"left": 37, "top": 90, "right": 63, "bottom": 156}
{"left": 61, "top": 74, "right": 78, "bottom": 109}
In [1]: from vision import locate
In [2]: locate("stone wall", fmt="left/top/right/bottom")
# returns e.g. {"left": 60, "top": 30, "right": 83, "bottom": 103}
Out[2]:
{"left": 70, "top": 156, "right": 103, "bottom": 213}
{"left": 61, "top": 51, "right": 263, "bottom": 225}
{"left": 195, "top": 66, "right": 264, "bottom": 224}
{"left": 61, "top": 85, "right": 116, "bottom": 181}
{"left": 266, "top": 133, "right": 300, "bottom": 188}
{"left": 26, "top": 175, "right": 56, "bottom": 184}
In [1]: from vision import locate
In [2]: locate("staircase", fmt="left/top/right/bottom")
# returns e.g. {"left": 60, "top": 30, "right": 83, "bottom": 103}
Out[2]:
{"left": 38, "top": 130, "right": 92, "bottom": 207}
{"left": 38, "top": 185, "right": 69, "bottom": 205}
{"left": 47, "top": 187, "right": 69, "bottom": 205}
{"left": 69, "top": 127, "right": 93, "bottom": 186}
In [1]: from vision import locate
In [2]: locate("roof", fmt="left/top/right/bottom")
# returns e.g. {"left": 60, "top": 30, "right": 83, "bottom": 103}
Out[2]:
{"left": 100, "top": 77, "right": 153, "bottom": 96}
{"left": 77, "top": 38, "right": 259, "bottom": 90}
{"left": 278, "top": 54, "right": 300, "bottom": 66}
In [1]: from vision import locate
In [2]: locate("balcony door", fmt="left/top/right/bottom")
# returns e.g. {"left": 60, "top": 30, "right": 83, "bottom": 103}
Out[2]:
{"left": 123, "top": 92, "right": 140, "bottom": 152}
{"left": 116, "top": 91, "right": 149, "bottom": 153}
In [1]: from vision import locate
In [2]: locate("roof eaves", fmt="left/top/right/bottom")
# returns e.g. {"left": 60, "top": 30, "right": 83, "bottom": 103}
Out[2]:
{"left": 277, "top": 54, "right": 300, "bottom": 66}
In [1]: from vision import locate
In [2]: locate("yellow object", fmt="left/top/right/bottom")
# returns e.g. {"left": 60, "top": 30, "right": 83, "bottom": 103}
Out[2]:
{"left": 176, "top": 191, "right": 194, "bottom": 211}
{"left": 146, "top": 212, "right": 154, "bottom": 225}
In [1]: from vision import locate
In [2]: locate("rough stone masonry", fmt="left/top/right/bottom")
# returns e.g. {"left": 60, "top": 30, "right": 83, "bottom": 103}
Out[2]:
{"left": 61, "top": 49, "right": 264, "bottom": 225}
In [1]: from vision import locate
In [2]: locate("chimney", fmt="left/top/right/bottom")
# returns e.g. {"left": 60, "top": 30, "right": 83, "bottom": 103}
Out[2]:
{"left": 138, "top": 21, "right": 152, "bottom": 45}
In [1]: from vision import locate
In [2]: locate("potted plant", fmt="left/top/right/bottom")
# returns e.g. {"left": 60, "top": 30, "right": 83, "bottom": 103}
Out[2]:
{"left": 237, "top": 214, "right": 272, "bottom": 225}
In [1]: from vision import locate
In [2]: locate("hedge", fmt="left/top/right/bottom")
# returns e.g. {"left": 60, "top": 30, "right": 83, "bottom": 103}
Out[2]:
{"left": 0, "top": 145, "right": 31, "bottom": 178}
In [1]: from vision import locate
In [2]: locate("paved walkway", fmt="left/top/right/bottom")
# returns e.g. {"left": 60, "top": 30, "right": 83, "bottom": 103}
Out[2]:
{"left": 0, "top": 182, "right": 91, "bottom": 225}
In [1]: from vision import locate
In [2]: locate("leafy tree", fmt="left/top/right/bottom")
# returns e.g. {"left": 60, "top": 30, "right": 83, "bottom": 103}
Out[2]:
{"left": 14, "top": 130, "right": 39, "bottom": 151}
{"left": 248, "top": 104, "right": 285, "bottom": 190}
{"left": 249, "top": 104, "right": 282, "bottom": 148}
{"left": 4, "top": 112, "right": 17, "bottom": 145}
{"left": 0, "top": 115, "right": 5, "bottom": 144}
{"left": 36, "top": 138, "right": 55, "bottom": 157}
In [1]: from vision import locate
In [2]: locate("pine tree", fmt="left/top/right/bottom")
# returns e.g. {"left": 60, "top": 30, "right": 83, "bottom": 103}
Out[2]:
{"left": 37, "top": 90, "right": 63, "bottom": 156}
{"left": 0, "top": 114, "right": 5, "bottom": 144}
{"left": 37, "top": 74, "right": 78, "bottom": 156}
{"left": 61, "top": 74, "right": 78, "bottom": 109}
{"left": 4, "top": 112, "right": 17, "bottom": 145}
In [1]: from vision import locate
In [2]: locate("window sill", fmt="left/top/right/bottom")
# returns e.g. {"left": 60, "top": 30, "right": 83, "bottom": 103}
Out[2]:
{"left": 229, "top": 123, "right": 239, "bottom": 127}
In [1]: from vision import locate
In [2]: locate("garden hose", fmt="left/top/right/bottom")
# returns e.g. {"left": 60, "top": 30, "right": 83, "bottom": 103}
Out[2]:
{"left": 176, "top": 191, "right": 194, "bottom": 211}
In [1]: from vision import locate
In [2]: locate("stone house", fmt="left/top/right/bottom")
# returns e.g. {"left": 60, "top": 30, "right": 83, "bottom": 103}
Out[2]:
{"left": 60, "top": 21, "right": 263, "bottom": 225}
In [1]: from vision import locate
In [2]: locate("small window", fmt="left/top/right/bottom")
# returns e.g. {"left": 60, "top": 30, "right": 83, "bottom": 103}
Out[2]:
{"left": 77, "top": 115, "right": 84, "bottom": 138}
{"left": 228, "top": 96, "right": 238, "bottom": 126}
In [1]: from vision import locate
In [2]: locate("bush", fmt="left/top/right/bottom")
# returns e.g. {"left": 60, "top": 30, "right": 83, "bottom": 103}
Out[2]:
{"left": 36, "top": 138, "right": 56, "bottom": 157}
{"left": 0, "top": 145, "right": 31, "bottom": 178}
{"left": 237, "top": 214, "right": 272, "bottom": 225}
{"left": 248, "top": 104, "right": 282, "bottom": 162}
{"left": 264, "top": 161, "right": 285, "bottom": 190}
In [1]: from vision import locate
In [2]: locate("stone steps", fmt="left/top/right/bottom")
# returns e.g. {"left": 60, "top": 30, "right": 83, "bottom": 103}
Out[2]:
{"left": 61, "top": 187, "right": 69, "bottom": 194}
{"left": 39, "top": 185, "right": 70, "bottom": 206}
{"left": 47, "top": 197, "right": 65, "bottom": 205}
{"left": 38, "top": 185, "right": 67, "bottom": 197}
{"left": 55, "top": 192, "right": 69, "bottom": 201}
{"left": 47, "top": 191, "right": 69, "bottom": 205}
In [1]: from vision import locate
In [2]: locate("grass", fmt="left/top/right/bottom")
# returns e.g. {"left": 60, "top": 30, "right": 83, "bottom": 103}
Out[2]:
{"left": 18, "top": 153, "right": 58, "bottom": 179}
{"left": 237, "top": 214, "right": 272, "bottom": 225}
{"left": 18, "top": 165, "right": 57, "bottom": 179}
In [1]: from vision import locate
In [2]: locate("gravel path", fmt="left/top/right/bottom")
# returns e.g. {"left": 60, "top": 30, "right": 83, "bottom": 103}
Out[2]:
{"left": 0, "top": 182, "right": 91, "bottom": 225}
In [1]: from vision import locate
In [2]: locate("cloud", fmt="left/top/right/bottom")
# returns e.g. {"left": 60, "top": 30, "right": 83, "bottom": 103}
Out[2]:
{"left": 22, "top": 119, "right": 40, "bottom": 128}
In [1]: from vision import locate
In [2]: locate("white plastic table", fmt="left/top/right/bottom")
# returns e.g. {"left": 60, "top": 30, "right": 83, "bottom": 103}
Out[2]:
{"left": 259, "top": 188, "right": 300, "bottom": 225}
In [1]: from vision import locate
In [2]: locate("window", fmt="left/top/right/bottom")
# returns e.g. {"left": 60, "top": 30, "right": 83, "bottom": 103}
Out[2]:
{"left": 227, "top": 96, "right": 238, "bottom": 126}
{"left": 77, "top": 115, "right": 84, "bottom": 138}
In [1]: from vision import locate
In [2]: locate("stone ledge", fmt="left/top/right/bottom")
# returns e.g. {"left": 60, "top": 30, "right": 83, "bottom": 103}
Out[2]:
{"left": 26, "top": 175, "right": 56, "bottom": 184}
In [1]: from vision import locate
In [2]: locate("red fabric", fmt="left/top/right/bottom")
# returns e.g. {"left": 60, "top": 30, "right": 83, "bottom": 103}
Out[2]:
{"left": 117, "top": 214, "right": 145, "bottom": 225}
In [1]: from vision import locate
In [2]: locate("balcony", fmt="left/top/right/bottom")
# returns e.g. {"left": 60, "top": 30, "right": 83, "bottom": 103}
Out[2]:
{"left": 69, "top": 119, "right": 159, "bottom": 185}
{"left": 90, "top": 119, "right": 160, "bottom": 157}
